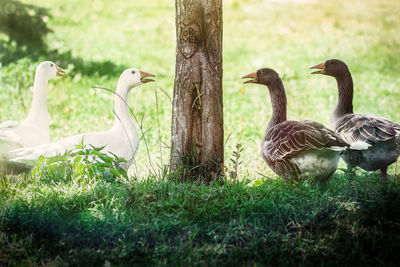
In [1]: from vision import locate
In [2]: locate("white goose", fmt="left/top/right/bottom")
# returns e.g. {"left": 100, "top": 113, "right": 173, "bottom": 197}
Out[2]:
{"left": 5, "top": 68, "right": 155, "bottom": 173}
{"left": 311, "top": 59, "right": 400, "bottom": 180}
{"left": 0, "top": 61, "right": 65, "bottom": 159}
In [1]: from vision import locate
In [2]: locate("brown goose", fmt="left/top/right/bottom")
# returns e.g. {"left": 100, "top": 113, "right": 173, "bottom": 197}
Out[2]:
{"left": 310, "top": 59, "right": 400, "bottom": 180}
{"left": 242, "top": 68, "right": 349, "bottom": 182}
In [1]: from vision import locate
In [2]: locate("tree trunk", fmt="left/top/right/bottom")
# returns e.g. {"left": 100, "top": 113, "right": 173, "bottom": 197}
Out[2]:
{"left": 170, "top": 0, "right": 223, "bottom": 181}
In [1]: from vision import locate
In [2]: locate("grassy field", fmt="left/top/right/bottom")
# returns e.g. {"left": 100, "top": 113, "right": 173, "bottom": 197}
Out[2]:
{"left": 1, "top": 0, "right": 400, "bottom": 265}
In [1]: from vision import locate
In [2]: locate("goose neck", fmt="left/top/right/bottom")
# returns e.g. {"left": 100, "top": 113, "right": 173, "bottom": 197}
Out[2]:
{"left": 25, "top": 73, "right": 49, "bottom": 123}
{"left": 111, "top": 82, "right": 134, "bottom": 131}
{"left": 331, "top": 71, "right": 354, "bottom": 126}
{"left": 266, "top": 79, "right": 287, "bottom": 130}
{"left": 109, "top": 79, "right": 139, "bottom": 163}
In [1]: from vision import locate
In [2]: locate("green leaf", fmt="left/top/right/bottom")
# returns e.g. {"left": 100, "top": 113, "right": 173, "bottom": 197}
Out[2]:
{"left": 110, "top": 168, "right": 121, "bottom": 178}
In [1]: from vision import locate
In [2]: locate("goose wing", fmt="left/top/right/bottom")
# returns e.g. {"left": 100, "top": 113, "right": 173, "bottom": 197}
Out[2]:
{"left": 9, "top": 134, "right": 90, "bottom": 162}
{"left": 0, "top": 136, "right": 23, "bottom": 158}
{"left": 0, "top": 121, "right": 24, "bottom": 158}
{"left": 7, "top": 130, "right": 137, "bottom": 174}
{"left": 0, "top": 120, "right": 20, "bottom": 130}
{"left": 263, "top": 120, "right": 348, "bottom": 161}
{"left": 9, "top": 130, "right": 134, "bottom": 163}
{"left": 262, "top": 120, "right": 348, "bottom": 179}
{"left": 336, "top": 114, "right": 400, "bottom": 146}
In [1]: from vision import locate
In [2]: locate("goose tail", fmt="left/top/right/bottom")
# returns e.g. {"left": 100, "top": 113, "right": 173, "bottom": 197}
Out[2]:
{"left": 349, "top": 140, "right": 371, "bottom": 151}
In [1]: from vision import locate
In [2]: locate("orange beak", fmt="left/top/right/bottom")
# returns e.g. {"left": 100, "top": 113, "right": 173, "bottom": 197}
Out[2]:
{"left": 242, "top": 72, "right": 258, "bottom": 84}
{"left": 139, "top": 71, "right": 156, "bottom": 83}
{"left": 56, "top": 66, "right": 66, "bottom": 77}
{"left": 310, "top": 62, "right": 326, "bottom": 74}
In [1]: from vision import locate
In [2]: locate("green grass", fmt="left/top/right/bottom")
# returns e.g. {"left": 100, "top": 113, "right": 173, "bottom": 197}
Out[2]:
{"left": 1, "top": 172, "right": 400, "bottom": 265}
{"left": 1, "top": 171, "right": 400, "bottom": 266}
{"left": 1, "top": 0, "right": 400, "bottom": 176}
{"left": 1, "top": 0, "right": 400, "bottom": 265}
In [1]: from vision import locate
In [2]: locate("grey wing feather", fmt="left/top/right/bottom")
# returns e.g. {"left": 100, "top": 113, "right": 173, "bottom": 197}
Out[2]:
{"left": 264, "top": 120, "right": 347, "bottom": 161}
{"left": 336, "top": 114, "right": 400, "bottom": 145}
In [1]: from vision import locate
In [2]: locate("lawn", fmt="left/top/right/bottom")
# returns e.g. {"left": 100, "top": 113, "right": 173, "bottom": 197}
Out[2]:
{"left": 1, "top": 0, "right": 400, "bottom": 265}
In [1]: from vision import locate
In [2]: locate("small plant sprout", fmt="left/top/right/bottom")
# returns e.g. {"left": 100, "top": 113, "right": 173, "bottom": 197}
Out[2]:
{"left": 229, "top": 143, "right": 244, "bottom": 181}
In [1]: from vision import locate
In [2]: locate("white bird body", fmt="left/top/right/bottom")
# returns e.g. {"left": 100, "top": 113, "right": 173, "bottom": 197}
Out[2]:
{"left": 0, "top": 119, "right": 49, "bottom": 155}
{"left": 6, "top": 68, "right": 155, "bottom": 172}
{"left": 0, "top": 61, "right": 65, "bottom": 159}
{"left": 11, "top": 121, "right": 139, "bottom": 169}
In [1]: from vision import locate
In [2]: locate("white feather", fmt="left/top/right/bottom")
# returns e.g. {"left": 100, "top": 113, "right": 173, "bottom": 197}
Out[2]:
{"left": 327, "top": 146, "right": 347, "bottom": 152}
{"left": 0, "top": 61, "right": 64, "bottom": 159}
{"left": 349, "top": 140, "right": 371, "bottom": 150}
{"left": 7, "top": 68, "right": 153, "bottom": 172}
{"left": 290, "top": 148, "right": 341, "bottom": 180}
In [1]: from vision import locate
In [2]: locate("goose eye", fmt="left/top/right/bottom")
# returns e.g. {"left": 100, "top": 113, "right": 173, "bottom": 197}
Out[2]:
{"left": 131, "top": 71, "right": 136, "bottom": 74}
{"left": 50, "top": 63, "right": 54, "bottom": 67}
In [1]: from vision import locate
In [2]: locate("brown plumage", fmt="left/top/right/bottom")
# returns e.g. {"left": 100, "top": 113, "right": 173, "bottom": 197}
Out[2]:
{"left": 262, "top": 120, "right": 349, "bottom": 181}
{"left": 311, "top": 59, "right": 400, "bottom": 180}
{"left": 243, "top": 68, "right": 349, "bottom": 182}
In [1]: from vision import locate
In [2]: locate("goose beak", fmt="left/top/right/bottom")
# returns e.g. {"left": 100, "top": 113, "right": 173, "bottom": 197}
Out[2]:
{"left": 242, "top": 72, "right": 258, "bottom": 84}
{"left": 310, "top": 62, "right": 326, "bottom": 74}
{"left": 140, "top": 71, "right": 156, "bottom": 83}
{"left": 56, "top": 66, "right": 66, "bottom": 77}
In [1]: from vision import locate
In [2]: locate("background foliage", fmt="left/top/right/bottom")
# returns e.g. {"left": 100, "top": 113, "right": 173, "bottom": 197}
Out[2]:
{"left": 0, "top": 0, "right": 51, "bottom": 47}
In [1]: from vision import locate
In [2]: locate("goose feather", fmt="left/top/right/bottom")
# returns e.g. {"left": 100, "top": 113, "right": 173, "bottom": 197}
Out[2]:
{"left": 0, "top": 61, "right": 65, "bottom": 159}
{"left": 243, "top": 68, "right": 349, "bottom": 182}
{"left": 311, "top": 58, "right": 400, "bottom": 179}
{"left": 2, "top": 68, "right": 155, "bottom": 174}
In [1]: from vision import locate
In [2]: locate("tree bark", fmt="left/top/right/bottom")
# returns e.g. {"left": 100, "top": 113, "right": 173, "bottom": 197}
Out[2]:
{"left": 170, "top": 0, "right": 223, "bottom": 181}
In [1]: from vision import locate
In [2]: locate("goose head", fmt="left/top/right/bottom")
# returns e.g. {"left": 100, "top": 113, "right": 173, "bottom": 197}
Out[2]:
{"left": 118, "top": 68, "right": 156, "bottom": 91}
{"left": 242, "top": 68, "right": 280, "bottom": 87}
{"left": 310, "top": 59, "right": 349, "bottom": 77}
{"left": 36, "top": 61, "right": 66, "bottom": 80}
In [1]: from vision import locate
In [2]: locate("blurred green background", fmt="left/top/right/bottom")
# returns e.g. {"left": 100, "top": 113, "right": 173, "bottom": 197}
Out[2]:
{"left": 1, "top": 0, "right": 400, "bottom": 178}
